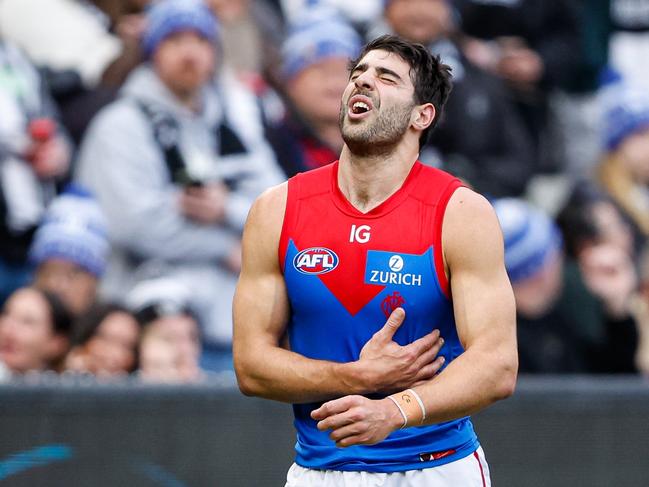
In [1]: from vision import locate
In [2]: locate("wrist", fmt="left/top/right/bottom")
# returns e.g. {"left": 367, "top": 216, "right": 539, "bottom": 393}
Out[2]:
{"left": 339, "top": 361, "right": 371, "bottom": 395}
{"left": 381, "top": 397, "right": 408, "bottom": 432}
{"left": 387, "top": 389, "right": 426, "bottom": 428}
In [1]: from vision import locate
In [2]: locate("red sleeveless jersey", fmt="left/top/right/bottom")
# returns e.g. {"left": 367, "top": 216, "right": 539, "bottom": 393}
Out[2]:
{"left": 278, "top": 160, "right": 479, "bottom": 472}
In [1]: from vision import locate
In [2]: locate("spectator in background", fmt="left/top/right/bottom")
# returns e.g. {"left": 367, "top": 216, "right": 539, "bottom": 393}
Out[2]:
{"left": 29, "top": 186, "right": 109, "bottom": 317}
{"left": 495, "top": 198, "right": 638, "bottom": 374}
{"left": 205, "top": 0, "right": 285, "bottom": 84}
{"left": 0, "top": 0, "right": 149, "bottom": 143}
{"left": 64, "top": 302, "right": 140, "bottom": 378}
{"left": 0, "top": 287, "right": 73, "bottom": 379}
{"left": 597, "top": 78, "right": 649, "bottom": 244}
{"left": 76, "top": 0, "right": 284, "bottom": 349}
{"left": 454, "top": 0, "right": 582, "bottom": 172}
{"left": 128, "top": 278, "right": 204, "bottom": 382}
{"left": 374, "top": 0, "right": 535, "bottom": 197}
{"left": 0, "top": 40, "right": 72, "bottom": 303}
{"left": 265, "top": 9, "right": 361, "bottom": 177}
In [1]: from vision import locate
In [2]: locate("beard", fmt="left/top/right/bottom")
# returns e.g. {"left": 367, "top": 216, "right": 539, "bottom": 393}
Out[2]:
{"left": 339, "top": 99, "right": 414, "bottom": 157}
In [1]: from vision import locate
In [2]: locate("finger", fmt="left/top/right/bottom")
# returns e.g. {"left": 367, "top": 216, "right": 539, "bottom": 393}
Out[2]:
{"left": 407, "top": 329, "right": 440, "bottom": 355}
{"left": 375, "top": 307, "right": 406, "bottom": 341}
{"left": 413, "top": 337, "right": 445, "bottom": 369}
{"left": 317, "top": 410, "right": 357, "bottom": 432}
{"left": 336, "top": 434, "right": 371, "bottom": 448}
{"left": 329, "top": 422, "right": 365, "bottom": 442}
{"left": 412, "top": 357, "right": 446, "bottom": 384}
{"left": 311, "top": 396, "right": 358, "bottom": 421}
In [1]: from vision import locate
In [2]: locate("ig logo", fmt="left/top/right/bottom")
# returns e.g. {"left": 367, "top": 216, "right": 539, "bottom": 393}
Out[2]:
{"left": 389, "top": 255, "right": 404, "bottom": 272}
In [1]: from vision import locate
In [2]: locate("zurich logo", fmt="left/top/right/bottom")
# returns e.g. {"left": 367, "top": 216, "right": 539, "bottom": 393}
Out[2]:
{"left": 389, "top": 255, "right": 404, "bottom": 272}
{"left": 293, "top": 247, "right": 339, "bottom": 275}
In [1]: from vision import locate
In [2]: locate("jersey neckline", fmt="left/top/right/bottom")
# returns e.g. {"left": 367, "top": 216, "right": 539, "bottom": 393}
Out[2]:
{"left": 330, "top": 160, "right": 423, "bottom": 218}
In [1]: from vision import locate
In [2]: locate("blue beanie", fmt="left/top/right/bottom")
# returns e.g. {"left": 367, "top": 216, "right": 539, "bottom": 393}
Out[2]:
{"left": 601, "top": 73, "right": 649, "bottom": 151}
{"left": 281, "top": 8, "right": 361, "bottom": 80}
{"left": 142, "top": 0, "right": 219, "bottom": 58}
{"left": 493, "top": 198, "right": 563, "bottom": 284}
{"left": 29, "top": 185, "right": 109, "bottom": 277}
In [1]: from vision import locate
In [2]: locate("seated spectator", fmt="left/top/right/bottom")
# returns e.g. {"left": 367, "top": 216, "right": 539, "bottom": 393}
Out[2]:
{"left": 265, "top": 9, "right": 361, "bottom": 177}
{"left": 454, "top": 0, "right": 583, "bottom": 172}
{"left": 0, "top": 40, "right": 72, "bottom": 303}
{"left": 128, "top": 278, "right": 204, "bottom": 381}
{"left": 597, "top": 78, "right": 649, "bottom": 244}
{"left": 76, "top": 0, "right": 284, "bottom": 347}
{"left": 138, "top": 327, "right": 188, "bottom": 383}
{"left": 29, "top": 185, "right": 109, "bottom": 317}
{"left": 0, "top": 286, "right": 73, "bottom": 378}
{"left": 0, "top": 0, "right": 148, "bottom": 143}
{"left": 64, "top": 302, "right": 140, "bottom": 378}
{"left": 373, "top": 0, "right": 535, "bottom": 197}
{"left": 495, "top": 198, "right": 638, "bottom": 374}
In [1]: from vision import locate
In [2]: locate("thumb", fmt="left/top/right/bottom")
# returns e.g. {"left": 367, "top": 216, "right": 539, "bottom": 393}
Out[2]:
{"left": 377, "top": 307, "right": 405, "bottom": 341}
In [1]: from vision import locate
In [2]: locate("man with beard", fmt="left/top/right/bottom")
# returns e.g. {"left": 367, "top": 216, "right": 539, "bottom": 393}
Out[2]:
{"left": 233, "top": 35, "right": 517, "bottom": 486}
{"left": 76, "top": 0, "right": 283, "bottom": 357}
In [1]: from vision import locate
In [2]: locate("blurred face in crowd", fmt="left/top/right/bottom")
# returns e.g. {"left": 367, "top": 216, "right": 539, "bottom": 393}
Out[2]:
{"left": 153, "top": 31, "right": 216, "bottom": 102}
{"left": 511, "top": 251, "right": 564, "bottom": 319}
{"left": 0, "top": 288, "right": 66, "bottom": 373}
{"left": 618, "top": 127, "right": 649, "bottom": 183}
{"left": 139, "top": 332, "right": 182, "bottom": 383}
{"left": 590, "top": 201, "right": 634, "bottom": 257}
{"left": 34, "top": 259, "right": 97, "bottom": 317}
{"left": 84, "top": 311, "right": 140, "bottom": 376}
{"left": 147, "top": 313, "right": 201, "bottom": 380}
{"left": 385, "top": 0, "right": 452, "bottom": 45}
{"left": 340, "top": 49, "right": 420, "bottom": 153}
{"left": 287, "top": 57, "right": 350, "bottom": 127}
{"left": 207, "top": 0, "right": 248, "bottom": 22}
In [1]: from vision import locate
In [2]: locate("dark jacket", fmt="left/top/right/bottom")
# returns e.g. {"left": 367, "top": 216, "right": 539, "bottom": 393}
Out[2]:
{"left": 428, "top": 41, "right": 536, "bottom": 197}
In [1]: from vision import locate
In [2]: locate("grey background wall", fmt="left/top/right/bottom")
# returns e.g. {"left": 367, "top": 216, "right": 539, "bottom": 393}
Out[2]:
{"left": 0, "top": 376, "right": 647, "bottom": 486}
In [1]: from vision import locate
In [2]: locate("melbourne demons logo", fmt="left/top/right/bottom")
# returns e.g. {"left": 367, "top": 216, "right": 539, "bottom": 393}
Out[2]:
{"left": 381, "top": 291, "right": 406, "bottom": 318}
{"left": 293, "top": 247, "right": 339, "bottom": 275}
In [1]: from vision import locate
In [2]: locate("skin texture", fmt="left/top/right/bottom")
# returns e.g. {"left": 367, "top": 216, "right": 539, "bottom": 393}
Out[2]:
{"left": 233, "top": 48, "right": 517, "bottom": 445}
{"left": 66, "top": 311, "right": 140, "bottom": 376}
{"left": 0, "top": 288, "right": 67, "bottom": 373}
{"left": 153, "top": 31, "right": 215, "bottom": 109}
{"left": 34, "top": 259, "right": 97, "bottom": 317}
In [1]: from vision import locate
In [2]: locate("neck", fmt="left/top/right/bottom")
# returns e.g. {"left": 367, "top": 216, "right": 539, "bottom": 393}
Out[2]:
{"left": 171, "top": 87, "right": 202, "bottom": 112}
{"left": 337, "top": 138, "right": 420, "bottom": 213}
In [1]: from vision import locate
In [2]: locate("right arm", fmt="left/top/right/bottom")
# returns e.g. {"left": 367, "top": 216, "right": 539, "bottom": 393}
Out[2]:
{"left": 233, "top": 184, "right": 444, "bottom": 403}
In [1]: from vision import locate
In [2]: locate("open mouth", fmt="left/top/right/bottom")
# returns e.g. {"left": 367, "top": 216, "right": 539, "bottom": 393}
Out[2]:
{"left": 348, "top": 94, "right": 374, "bottom": 119}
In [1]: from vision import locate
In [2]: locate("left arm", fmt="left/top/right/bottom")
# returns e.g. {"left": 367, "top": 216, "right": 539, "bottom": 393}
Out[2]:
{"left": 312, "top": 188, "right": 518, "bottom": 446}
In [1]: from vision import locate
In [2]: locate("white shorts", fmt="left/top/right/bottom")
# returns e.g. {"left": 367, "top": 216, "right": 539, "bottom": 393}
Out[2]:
{"left": 285, "top": 447, "right": 491, "bottom": 487}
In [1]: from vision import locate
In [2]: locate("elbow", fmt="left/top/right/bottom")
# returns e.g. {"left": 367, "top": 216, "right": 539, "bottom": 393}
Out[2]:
{"left": 494, "top": 354, "right": 518, "bottom": 401}
{"left": 233, "top": 356, "right": 262, "bottom": 397}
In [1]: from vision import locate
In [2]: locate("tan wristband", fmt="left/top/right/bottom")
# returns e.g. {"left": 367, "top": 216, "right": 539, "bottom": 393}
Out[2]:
{"left": 388, "top": 389, "right": 426, "bottom": 428}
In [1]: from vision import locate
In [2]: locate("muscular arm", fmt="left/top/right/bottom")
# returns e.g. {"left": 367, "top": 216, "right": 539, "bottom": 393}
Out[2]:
{"left": 233, "top": 184, "right": 444, "bottom": 403}
{"left": 313, "top": 188, "right": 518, "bottom": 444}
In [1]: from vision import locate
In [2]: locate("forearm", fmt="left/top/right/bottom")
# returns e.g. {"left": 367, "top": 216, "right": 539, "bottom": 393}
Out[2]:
{"left": 235, "top": 344, "right": 368, "bottom": 403}
{"left": 407, "top": 346, "right": 517, "bottom": 426}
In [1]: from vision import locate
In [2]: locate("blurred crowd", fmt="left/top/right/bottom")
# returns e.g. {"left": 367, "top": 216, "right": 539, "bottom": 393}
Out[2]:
{"left": 1, "top": 0, "right": 649, "bottom": 382}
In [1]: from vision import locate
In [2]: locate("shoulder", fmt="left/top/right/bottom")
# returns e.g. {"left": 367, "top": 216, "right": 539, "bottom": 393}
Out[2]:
{"left": 241, "top": 182, "right": 288, "bottom": 271}
{"left": 442, "top": 187, "right": 504, "bottom": 265}
{"left": 85, "top": 98, "right": 147, "bottom": 137}
{"left": 246, "top": 182, "right": 288, "bottom": 233}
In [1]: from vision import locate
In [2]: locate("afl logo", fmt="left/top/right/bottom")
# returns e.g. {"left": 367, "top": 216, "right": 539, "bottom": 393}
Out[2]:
{"left": 293, "top": 247, "right": 339, "bottom": 275}
{"left": 389, "top": 255, "right": 404, "bottom": 272}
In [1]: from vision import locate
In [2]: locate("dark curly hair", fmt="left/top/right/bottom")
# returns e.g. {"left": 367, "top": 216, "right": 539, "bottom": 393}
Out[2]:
{"left": 349, "top": 34, "right": 453, "bottom": 148}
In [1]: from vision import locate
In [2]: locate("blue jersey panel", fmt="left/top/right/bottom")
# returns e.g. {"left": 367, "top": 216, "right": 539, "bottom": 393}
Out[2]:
{"left": 284, "top": 240, "right": 479, "bottom": 472}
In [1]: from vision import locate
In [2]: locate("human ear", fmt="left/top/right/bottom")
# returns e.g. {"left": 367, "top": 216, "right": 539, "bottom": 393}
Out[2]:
{"left": 412, "top": 103, "right": 436, "bottom": 131}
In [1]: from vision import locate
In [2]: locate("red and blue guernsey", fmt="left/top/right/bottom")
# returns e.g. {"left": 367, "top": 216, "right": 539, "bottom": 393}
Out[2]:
{"left": 279, "top": 160, "right": 479, "bottom": 473}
